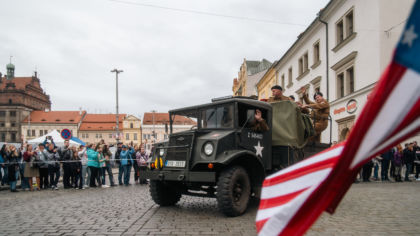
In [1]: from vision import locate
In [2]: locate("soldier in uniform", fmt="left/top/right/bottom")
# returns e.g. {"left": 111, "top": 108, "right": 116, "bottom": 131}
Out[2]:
{"left": 300, "top": 87, "right": 330, "bottom": 143}
{"left": 267, "top": 85, "right": 291, "bottom": 103}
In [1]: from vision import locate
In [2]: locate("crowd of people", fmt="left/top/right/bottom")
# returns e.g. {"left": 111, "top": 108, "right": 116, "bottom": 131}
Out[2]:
{"left": 359, "top": 141, "right": 420, "bottom": 182}
{"left": 0, "top": 138, "right": 149, "bottom": 192}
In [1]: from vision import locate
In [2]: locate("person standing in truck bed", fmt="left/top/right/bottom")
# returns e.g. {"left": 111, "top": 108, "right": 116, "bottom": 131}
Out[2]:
{"left": 267, "top": 85, "right": 291, "bottom": 102}
{"left": 300, "top": 87, "right": 330, "bottom": 143}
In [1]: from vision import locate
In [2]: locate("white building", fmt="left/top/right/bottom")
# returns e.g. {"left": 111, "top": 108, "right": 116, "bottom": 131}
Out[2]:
{"left": 269, "top": 0, "right": 415, "bottom": 143}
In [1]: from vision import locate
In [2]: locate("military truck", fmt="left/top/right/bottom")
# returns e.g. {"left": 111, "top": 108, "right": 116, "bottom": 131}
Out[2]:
{"left": 141, "top": 96, "right": 328, "bottom": 216}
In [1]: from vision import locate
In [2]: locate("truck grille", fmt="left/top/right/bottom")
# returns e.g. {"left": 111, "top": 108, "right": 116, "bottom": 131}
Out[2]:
{"left": 165, "top": 134, "right": 194, "bottom": 164}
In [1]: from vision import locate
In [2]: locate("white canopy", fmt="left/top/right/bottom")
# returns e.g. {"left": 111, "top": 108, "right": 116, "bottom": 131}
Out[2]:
{"left": 27, "top": 130, "right": 80, "bottom": 146}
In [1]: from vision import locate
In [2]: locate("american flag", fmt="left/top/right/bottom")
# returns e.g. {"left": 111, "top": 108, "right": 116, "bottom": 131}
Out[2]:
{"left": 256, "top": 1, "right": 420, "bottom": 235}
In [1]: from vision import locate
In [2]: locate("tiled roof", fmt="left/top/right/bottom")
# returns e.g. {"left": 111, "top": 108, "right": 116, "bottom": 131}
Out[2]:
{"left": 23, "top": 110, "right": 86, "bottom": 124}
{"left": 0, "top": 76, "right": 41, "bottom": 90}
{"left": 79, "top": 122, "right": 120, "bottom": 131}
{"left": 143, "top": 113, "right": 196, "bottom": 125}
{"left": 82, "top": 114, "right": 126, "bottom": 123}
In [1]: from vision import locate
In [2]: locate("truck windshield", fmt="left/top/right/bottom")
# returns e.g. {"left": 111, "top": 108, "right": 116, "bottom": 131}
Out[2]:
{"left": 201, "top": 105, "right": 234, "bottom": 129}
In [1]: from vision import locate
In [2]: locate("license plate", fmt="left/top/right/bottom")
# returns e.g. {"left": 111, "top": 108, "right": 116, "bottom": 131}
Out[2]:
{"left": 166, "top": 160, "right": 186, "bottom": 168}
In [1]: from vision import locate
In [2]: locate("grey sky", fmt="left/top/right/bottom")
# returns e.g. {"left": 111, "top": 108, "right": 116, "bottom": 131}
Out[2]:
{"left": 0, "top": 0, "right": 329, "bottom": 119}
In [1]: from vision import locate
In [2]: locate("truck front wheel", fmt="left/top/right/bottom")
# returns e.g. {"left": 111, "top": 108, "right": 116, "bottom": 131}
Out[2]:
{"left": 150, "top": 180, "right": 181, "bottom": 206}
{"left": 216, "top": 166, "right": 251, "bottom": 217}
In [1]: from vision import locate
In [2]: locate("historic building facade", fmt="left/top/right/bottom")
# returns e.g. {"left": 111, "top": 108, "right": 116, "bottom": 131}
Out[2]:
{"left": 79, "top": 114, "right": 126, "bottom": 145}
{"left": 257, "top": 0, "right": 414, "bottom": 143}
{"left": 122, "top": 115, "right": 142, "bottom": 146}
{"left": 0, "top": 63, "right": 51, "bottom": 143}
{"left": 21, "top": 110, "right": 86, "bottom": 141}
{"left": 232, "top": 59, "right": 272, "bottom": 96}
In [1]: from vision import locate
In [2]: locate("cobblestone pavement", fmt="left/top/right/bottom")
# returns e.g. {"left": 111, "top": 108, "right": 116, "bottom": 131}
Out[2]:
{"left": 0, "top": 181, "right": 419, "bottom": 236}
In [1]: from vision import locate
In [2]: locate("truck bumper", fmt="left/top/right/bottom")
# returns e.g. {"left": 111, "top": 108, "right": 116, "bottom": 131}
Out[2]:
{"left": 142, "top": 170, "right": 216, "bottom": 183}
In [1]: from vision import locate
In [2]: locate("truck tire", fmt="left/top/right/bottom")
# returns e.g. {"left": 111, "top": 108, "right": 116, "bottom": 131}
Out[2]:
{"left": 150, "top": 180, "right": 181, "bottom": 206}
{"left": 216, "top": 166, "right": 251, "bottom": 217}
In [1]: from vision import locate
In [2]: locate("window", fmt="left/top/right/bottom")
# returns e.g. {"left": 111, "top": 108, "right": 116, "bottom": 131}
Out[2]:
{"left": 143, "top": 134, "right": 147, "bottom": 140}
{"left": 298, "top": 58, "right": 303, "bottom": 75}
{"left": 281, "top": 74, "right": 285, "bottom": 89}
{"left": 11, "top": 132, "right": 16, "bottom": 142}
{"left": 337, "top": 73, "right": 345, "bottom": 98}
{"left": 313, "top": 41, "right": 320, "bottom": 64}
{"left": 336, "top": 20, "right": 344, "bottom": 44}
{"left": 346, "top": 67, "right": 355, "bottom": 94}
{"left": 0, "top": 132, "right": 5, "bottom": 141}
{"left": 164, "top": 134, "right": 168, "bottom": 140}
{"left": 126, "top": 133, "right": 130, "bottom": 140}
{"left": 86, "top": 134, "right": 89, "bottom": 138}
{"left": 96, "top": 134, "right": 99, "bottom": 138}
{"left": 0, "top": 111, "right": 5, "bottom": 117}
{"left": 11, "top": 123, "right": 16, "bottom": 127}
{"left": 44, "top": 130, "right": 48, "bottom": 135}
{"left": 0, "top": 123, "right": 4, "bottom": 127}
{"left": 109, "top": 134, "right": 112, "bottom": 138}
{"left": 27, "top": 129, "right": 31, "bottom": 136}
{"left": 32, "top": 130, "right": 35, "bottom": 137}
{"left": 304, "top": 53, "right": 308, "bottom": 72}
{"left": 200, "top": 105, "right": 234, "bottom": 129}
{"left": 147, "top": 134, "right": 151, "bottom": 139}
{"left": 346, "top": 10, "right": 354, "bottom": 36}
{"left": 130, "top": 123, "right": 133, "bottom": 129}
{"left": 334, "top": 8, "right": 355, "bottom": 50}
{"left": 9, "top": 111, "right": 16, "bottom": 117}
{"left": 40, "top": 130, "right": 43, "bottom": 136}
{"left": 288, "top": 67, "right": 293, "bottom": 86}
{"left": 134, "top": 133, "right": 137, "bottom": 140}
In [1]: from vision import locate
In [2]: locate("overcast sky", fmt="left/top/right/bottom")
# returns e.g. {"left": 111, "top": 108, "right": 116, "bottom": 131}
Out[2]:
{"left": 0, "top": 0, "right": 329, "bottom": 119}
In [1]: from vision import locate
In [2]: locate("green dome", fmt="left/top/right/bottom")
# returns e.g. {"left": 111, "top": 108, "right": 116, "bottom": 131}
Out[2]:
{"left": 6, "top": 63, "right": 15, "bottom": 69}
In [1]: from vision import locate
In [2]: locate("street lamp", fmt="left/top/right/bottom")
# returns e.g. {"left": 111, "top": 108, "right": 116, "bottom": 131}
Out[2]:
{"left": 111, "top": 68, "right": 123, "bottom": 144}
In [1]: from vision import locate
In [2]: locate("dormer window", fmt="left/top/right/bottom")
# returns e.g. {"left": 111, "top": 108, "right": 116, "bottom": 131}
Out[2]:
{"left": 55, "top": 119, "right": 61, "bottom": 122}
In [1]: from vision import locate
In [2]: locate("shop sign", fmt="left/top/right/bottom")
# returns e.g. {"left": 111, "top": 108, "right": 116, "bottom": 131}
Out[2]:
{"left": 346, "top": 99, "right": 358, "bottom": 114}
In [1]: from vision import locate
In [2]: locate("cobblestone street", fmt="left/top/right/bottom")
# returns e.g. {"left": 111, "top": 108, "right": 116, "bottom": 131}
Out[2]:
{"left": 0, "top": 181, "right": 419, "bottom": 236}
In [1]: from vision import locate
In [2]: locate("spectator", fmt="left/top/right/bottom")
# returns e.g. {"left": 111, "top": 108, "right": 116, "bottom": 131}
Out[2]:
{"left": 46, "top": 143, "right": 60, "bottom": 190}
{"left": 120, "top": 145, "right": 134, "bottom": 186}
{"left": 362, "top": 159, "right": 373, "bottom": 182}
{"left": 6, "top": 145, "right": 20, "bottom": 192}
{"left": 101, "top": 144, "right": 115, "bottom": 187}
{"left": 393, "top": 144, "right": 403, "bottom": 182}
{"left": 380, "top": 149, "right": 393, "bottom": 181}
{"left": 23, "top": 145, "right": 40, "bottom": 191}
{"left": 133, "top": 145, "right": 140, "bottom": 184}
{"left": 372, "top": 156, "right": 381, "bottom": 181}
{"left": 115, "top": 142, "right": 123, "bottom": 185}
{"left": 36, "top": 143, "right": 49, "bottom": 189}
{"left": 87, "top": 144, "right": 101, "bottom": 187}
{"left": 403, "top": 143, "right": 415, "bottom": 182}
{"left": 413, "top": 141, "right": 420, "bottom": 181}
{"left": 19, "top": 143, "right": 30, "bottom": 190}
{"left": 78, "top": 145, "right": 88, "bottom": 188}
{"left": 0, "top": 144, "right": 7, "bottom": 186}
{"left": 136, "top": 146, "right": 149, "bottom": 185}
{"left": 97, "top": 145, "right": 109, "bottom": 188}
{"left": 70, "top": 146, "right": 82, "bottom": 189}
{"left": 58, "top": 140, "right": 73, "bottom": 189}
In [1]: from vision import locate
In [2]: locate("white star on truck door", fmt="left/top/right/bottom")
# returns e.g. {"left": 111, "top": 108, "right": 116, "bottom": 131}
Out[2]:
{"left": 254, "top": 141, "right": 264, "bottom": 157}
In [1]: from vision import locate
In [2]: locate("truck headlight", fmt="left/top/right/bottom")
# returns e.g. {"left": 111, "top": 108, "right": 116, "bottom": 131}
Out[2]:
{"left": 159, "top": 149, "right": 165, "bottom": 156}
{"left": 204, "top": 142, "right": 214, "bottom": 156}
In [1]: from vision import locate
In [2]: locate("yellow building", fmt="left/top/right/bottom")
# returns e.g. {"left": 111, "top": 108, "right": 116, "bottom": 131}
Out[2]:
{"left": 232, "top": 58, "right": 272, "bottom": 97}
{"left": 122, "top": 115, "right": 142, "bottom": 146}
{"left": 256, "top": 63, "right": 278, "bottom": 100}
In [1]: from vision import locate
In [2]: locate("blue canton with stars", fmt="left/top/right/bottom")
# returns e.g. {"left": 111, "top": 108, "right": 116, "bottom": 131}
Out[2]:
{"left": 395, "top": 0, "right": 420, "bottom": 74}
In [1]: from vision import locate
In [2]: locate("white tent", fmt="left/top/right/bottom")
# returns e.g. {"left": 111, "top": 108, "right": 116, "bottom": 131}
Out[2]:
{"left": 27, "top": 130, "right": 80, "bottom": 146}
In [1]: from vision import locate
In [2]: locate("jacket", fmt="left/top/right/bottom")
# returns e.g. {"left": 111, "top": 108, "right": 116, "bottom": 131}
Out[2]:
{"left": 37, "top": 149, "right": 49, "bottom": 168}
{"left": 120, "top": 148, "right": 134, "bottom": 166}
{"left": 87, "top": 148, "right": 100, "bottom": 168}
